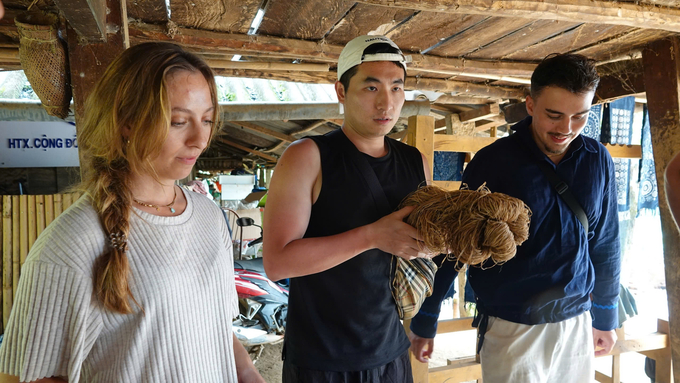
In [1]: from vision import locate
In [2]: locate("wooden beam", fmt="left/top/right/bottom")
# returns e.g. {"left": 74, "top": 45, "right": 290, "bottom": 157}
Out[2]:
{"left": 603, "top": 144, "right": 642, "bottom": 159}
{"left": 435, "top": 135, "right": 497, "bottom": 153}
{"left": 206, "top": 60, "right": 329, "bottom": 72}
{"left": 436, "top": 317, "right": 474, "bottom": 334}
{"left": 435, "top": 135, "right": 641, "bottom": 158}
{"left": 0, "top": 48, "right": 18, "bottom": 61}
{"left": 216, "top": 137, "right": 278, "bottom": 162}
{"left": 504, "top": 102, "right": 529, "bottom": 124}
{"left": 475, "top": 116, "right": 506, "bottom": 132}
{"left": 261, "top": 141, "right": 287, "bottom": 153}
{"left": 219, "top": 100, "right": 430, "bottom": 121}
{"left": 596, "top": 71, "right": 646, "bottom": 104}
{"left": 128, "top": 21, "right": 536, "bottom": 77}
{"left": 409, "top": 54, "right": 535, "bottom": 77}
{"left": 358, "top": 0, "right": 680, "bottom": 34}
{"left": 291, "top": 120, "right": 327, "bottom": 136}
{"left": 67, "top": 0, "right": 127, "bottom": 173}
{"left": 129, "top": 22, "right": 341, "bottom": 61}
{"left": 231, "top": 121, "right": 296, "bottom": 143}
{"left": 642, "top": 36, "right": 680, "bottom": 383}
{"left": 459, "top": 103, "right": 501, "bottom": 123}
{"left": 53, "top": 0, "right": 107, "bottom": 42}
{"left": 406, "top": 77, "right": 526, "bottom": 99}
{"left": 596, "top": 333, "right": 668, "bottom": 357}
{"left": 413, "top": 68, "right": 531, "bottom": 85}
{"left": 429, "top": 360, "right": 481, "bottom": 383}
{"left": 213, "top": 68, "right": 336, "bottom": 84}
{"left": 434, "top": 95, "right": 496, "bottom": 105}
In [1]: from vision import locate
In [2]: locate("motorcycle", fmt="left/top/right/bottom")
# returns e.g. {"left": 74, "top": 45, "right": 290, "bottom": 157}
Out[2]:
{"left": 231, "top": 216, "right": 288, "bottom": 360}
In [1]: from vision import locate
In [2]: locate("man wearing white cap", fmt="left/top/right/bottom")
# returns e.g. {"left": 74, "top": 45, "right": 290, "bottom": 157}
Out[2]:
{"left": 263, "top": 35, "right": 431, "bottom": 382}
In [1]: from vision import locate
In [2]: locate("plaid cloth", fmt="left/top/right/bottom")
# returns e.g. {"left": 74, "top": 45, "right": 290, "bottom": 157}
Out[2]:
{"left": 391, "top": 257, "right": 438, "bottom": 320}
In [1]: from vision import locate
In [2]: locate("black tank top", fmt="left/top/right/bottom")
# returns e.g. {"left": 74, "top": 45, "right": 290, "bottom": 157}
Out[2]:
{"left": 284, "top": 128, "right": 426, "bottom": 371}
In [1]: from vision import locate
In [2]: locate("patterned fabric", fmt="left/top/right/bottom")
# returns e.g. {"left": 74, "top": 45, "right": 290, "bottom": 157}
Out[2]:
{"left": 582, "top": 104, "right": 602, "bottom": 140}
{"left": 638, "top": 106, "right": 659, "bottom": 215}
{"left": 601, "top": 97, "right": 635, "bottom": 145}
{"left": 601, "top": 97, "right": 635, "bottom": 213}
{"left": 391, "top": 257, "right": 437, "bottom": 320}
{"left": 433, "top": 151, "right": 466, "bottom": 181}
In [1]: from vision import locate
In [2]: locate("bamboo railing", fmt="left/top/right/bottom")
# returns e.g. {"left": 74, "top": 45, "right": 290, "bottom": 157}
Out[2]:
{"left": 0, "top": 192, "right": 82, "bottom": 332}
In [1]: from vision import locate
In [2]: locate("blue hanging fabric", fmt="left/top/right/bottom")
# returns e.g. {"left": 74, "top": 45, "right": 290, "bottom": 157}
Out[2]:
{"left": 637, "top": 106, "right": 659, "bottom": 216}
{"left": 582, "top": 103, "right": 602, "bottom": 140}
{"left": 601, "top": 97, "right": 635, "bottom": 215}
{"left": 433, "top": 151, "right": 466, "bottom": 182}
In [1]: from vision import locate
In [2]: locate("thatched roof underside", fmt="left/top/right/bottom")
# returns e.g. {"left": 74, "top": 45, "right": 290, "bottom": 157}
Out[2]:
{"left": 0, "top": 0, "right": 674, "bottom": 169}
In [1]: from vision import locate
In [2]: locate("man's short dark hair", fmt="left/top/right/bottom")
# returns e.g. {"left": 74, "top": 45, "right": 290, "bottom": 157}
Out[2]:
{"left": 530, "top": 53, "right": 600, "bottom": 99}
{"left": 338, "top": 43, "right": 406, "bottom": 92}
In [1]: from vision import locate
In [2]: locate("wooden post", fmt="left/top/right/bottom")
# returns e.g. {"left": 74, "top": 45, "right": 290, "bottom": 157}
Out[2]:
{"left": 67, "top": 0, "right": 128, "bottom": 174}
{"left": 67, "top": 0, "right": 128, "bottom": 119}
{"left": 655, "top": 319, "right": 674, "bottom": 383}
{"left": 407, "top": 115, "right": 435, "bottom": 178}
{"left": 642, "top": 36, "right": 680, "bottom": 383}
{"left": 405, "top": 115, "right": 435, "bottom": 382}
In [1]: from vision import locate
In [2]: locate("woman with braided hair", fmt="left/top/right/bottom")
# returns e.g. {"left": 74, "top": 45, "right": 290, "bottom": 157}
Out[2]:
{"left": 0, "top": 42, "right": 264, "bottom": 383}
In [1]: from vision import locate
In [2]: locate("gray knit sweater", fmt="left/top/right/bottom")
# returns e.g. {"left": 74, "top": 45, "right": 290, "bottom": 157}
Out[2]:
{"left": 0, "top": 189, "right": 239, "bottom": 382}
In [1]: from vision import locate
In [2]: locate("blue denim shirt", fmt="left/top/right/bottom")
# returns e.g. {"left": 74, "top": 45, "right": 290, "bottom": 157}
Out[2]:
{"left": 411, "top": 116, "right": 621, "bottom": 337}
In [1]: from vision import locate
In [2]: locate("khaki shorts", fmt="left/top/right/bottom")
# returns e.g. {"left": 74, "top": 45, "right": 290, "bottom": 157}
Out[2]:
{"left": 480, "top": 311, "right": 595, "bottom": 383}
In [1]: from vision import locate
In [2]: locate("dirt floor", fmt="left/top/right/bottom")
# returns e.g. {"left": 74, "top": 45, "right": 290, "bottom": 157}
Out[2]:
{"left": 253, "top": 342, "right": 283, "bottom": 383}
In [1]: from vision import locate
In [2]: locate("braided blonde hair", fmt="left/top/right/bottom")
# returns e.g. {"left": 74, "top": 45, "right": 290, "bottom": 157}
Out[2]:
{"left": 78, "top": 42, "right": 220, "bottom": 314}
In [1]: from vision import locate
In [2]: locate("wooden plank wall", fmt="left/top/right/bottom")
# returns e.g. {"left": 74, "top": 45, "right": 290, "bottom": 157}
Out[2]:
{"left": 0, "top": 192, "right": 82, "bottom": 332}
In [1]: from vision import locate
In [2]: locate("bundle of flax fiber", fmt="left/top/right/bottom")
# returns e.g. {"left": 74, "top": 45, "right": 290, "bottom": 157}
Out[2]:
{"left": 400, "top": 184, "right": 531, "bottom": 267}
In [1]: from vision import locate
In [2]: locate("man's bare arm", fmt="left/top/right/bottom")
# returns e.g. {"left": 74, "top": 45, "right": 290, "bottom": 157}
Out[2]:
{"left": 263, "top": 139, "right": 426, "bottom": 281}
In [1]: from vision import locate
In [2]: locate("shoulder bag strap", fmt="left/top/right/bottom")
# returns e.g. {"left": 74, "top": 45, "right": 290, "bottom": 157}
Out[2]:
{"left": 514, "top": 134, "right": 589, "bottom": 233}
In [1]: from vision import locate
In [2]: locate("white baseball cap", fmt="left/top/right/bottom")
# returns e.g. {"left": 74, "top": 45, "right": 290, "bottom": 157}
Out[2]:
{"left": 337, "top": 35, "right": 410, "bottom": 81}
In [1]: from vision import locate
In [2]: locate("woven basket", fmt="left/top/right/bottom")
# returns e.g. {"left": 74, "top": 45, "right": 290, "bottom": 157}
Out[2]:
{"left": 15, "top": 13, "right": 71, "bottom": 119}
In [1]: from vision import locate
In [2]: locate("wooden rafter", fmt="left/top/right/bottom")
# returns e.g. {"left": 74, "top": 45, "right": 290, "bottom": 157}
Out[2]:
{"left": 212, "top": 68, "right": 336, "bottom": 84}
{"left": 434, "top": 135, "right": 642, "bottom": 158}
{"left": 231, "top": 121, "right": 297, "bottom": 143}
{"left": 128, "top": 22, "right": 536, "bottom": 77}
{"left": 219, "top": 101, "right": 430, "bottom": 121}
{"left": 262, "top": 141, "right": 287, "bottom": 153}
{"left": 475, "top": 116, "right": 506, "bottom": 132}
{"left": 434, "top": 95, "right": 495, "bottom": 105}
{"left": 216, "top": 137, "right": 278, "bottom": 162}
{"left": 291, "top": 120, "right": 327, "bottom": 136}
{"left": 53, "top": 0, "right": 107, "bottom": 42}
{"left": 596, "top": 71, "right": 645, "bottom": 103}
{"left": 358, "top": 0, "right": 680, "bottom": 33}
{"left": 406, "top": 77, "right": 525, "bottom": 99}
{"left": 206, "top": 60, "right": 329, "bottom": 72}
{"left": 459, "top": 103, "right": 501, "bottom": 122}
